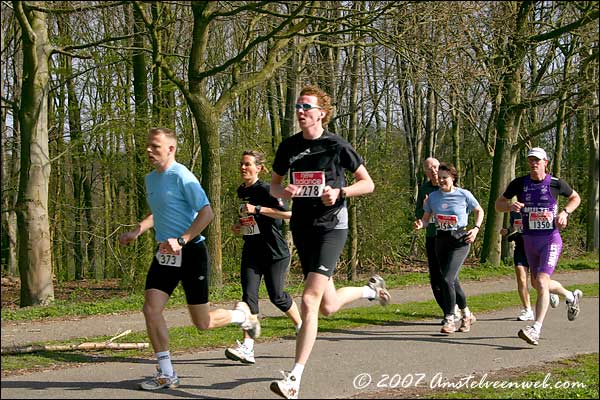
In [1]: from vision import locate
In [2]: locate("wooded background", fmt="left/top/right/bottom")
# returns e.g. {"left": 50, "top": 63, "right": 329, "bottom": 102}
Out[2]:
{"left": 1, "top": 1, "right": 598, "bottom": 307}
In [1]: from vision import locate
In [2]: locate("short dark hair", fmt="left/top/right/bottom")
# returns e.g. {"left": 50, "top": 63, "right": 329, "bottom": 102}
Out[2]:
{"left": 439, "top": 162, "right": 458, "bottom": 184}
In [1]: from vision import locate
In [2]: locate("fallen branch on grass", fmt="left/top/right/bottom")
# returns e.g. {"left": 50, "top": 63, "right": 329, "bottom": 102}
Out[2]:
{"left": 1, "top": 329, "right": 149, "bottom": 355}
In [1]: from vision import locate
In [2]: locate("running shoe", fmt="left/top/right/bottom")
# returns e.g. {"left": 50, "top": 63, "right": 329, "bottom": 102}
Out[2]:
{"left": 566, "top": 289, "right": 583, "bottom": 321}
{"left": 140, "top": 368, "right": 180, "bottom": 390}
{"left": 453, "top": 304, "right": 461, "bottom": 322}
{"left": 270, "top": 371, "right": 300, "bottom": 399}
{"left": 517, "top": 308, "right": 534, "bottom": 321}
{"left": 225, "top": 340, "right": 255, "bottom": 364}
{"left": 367, "top": 274, "right": 391, "bottom": 306}
{"left": 518, "top": 325, "right": 539, "bottom": 345}
{"left": 440, "top": 318, "right": 456, "bottom": 334}
{"left": 549, "top": 293, "right": 559, "bottom": 308}
{"left": 236, "top": 302, "right": 261, "bottom": 339}
{"left": 458, "top": 315, "right": 472, "bottom": 332}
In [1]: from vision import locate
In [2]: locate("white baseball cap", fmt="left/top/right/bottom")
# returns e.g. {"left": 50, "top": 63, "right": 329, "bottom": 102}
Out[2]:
{"left": 527, "top": 147, "right": 548, "bottom": 160}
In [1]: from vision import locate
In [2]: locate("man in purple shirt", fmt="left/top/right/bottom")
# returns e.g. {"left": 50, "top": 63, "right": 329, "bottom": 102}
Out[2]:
{"left": 496, "top": 147, "right": 582, "bottom": 346}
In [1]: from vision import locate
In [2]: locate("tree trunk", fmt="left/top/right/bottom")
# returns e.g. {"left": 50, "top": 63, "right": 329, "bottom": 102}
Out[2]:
{"left": 1, "top": 16, "right": 20, "bottom": 277}
{"left": 266, "top": 79, "right": 282, "bottom": 151}
{"left": 582, "top": 51, "right": 599, "bottom": 252}
{"left": 14, "top": 1, "right": 54, "bottom": 306}
{"left": 480, "top": 2, "right": 528, "bottom": 266}
{"left": 346, "top": 38, "right": 361, "bottom": 281}
{"left": 282, "top": 41, "right": 299, "bottom": 139}
{"left": 189, "top": 100, "right": 223, "bottom": 287}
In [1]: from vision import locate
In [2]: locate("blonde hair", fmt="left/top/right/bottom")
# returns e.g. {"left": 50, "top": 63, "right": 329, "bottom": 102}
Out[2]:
{"left": 299, "top": 85, "right": 334, "bottom": 126}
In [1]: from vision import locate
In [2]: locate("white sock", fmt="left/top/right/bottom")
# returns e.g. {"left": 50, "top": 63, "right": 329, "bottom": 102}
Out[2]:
{"left": 156, "top": 351, "right": 174, "bottom": 377}
{"left": 461, "top": 307, "right": 471, "bottom": 318}
{"left": 565, "top": 291, "right": 575, "bottom": 303}
{"left": 362, "top": 286, "right": 377, "bottom": 299}
{"left": 533, "top": 322, "right": 542, "bottom": 333}
{"left": 231, "top": 309, "right": 246, "bottom": 324}
{"left": 295, "top": 321, "right": 303, "bottom": 334}
{"left": 243, "top": 338, "right": 254, "bottom": 351}
{"left": 291, "top": 363, "right": 305, "bottom": 381}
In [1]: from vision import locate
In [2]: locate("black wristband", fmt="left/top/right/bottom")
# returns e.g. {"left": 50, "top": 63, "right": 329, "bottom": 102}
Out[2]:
{"left": 563, "top": 208, "right": 570, "bottom": 216}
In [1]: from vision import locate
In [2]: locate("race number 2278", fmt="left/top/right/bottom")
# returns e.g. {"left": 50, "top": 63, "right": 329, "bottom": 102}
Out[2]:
{"left": 292, "top": 171, "right": 325, "bottom": 198}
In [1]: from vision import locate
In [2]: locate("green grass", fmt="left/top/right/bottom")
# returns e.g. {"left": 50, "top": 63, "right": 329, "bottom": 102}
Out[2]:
{"left": 2, "top": 254, "right": 597, "bottom": 322}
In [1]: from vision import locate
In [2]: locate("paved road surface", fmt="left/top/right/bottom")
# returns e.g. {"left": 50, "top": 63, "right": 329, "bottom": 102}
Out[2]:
{"left": 1, "top": 270, "right": 598, "bottom": 399}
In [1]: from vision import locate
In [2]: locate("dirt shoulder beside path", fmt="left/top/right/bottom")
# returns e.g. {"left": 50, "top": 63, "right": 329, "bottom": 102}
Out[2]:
{"left": 2, "top": 270, "right": 597, "bottom": 348}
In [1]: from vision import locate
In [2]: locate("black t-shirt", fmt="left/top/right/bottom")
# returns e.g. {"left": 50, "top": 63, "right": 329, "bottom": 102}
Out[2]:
{"left": 237, "top": 180, "right": 290, "bottom": 260}
{"left": 272, "top": 131, "right": 364, "bottom": 230}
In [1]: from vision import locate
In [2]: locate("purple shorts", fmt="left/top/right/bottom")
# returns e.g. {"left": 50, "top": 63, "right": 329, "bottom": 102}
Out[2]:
{"left": 522, "top": 231, "right": 563, "bottom": 276}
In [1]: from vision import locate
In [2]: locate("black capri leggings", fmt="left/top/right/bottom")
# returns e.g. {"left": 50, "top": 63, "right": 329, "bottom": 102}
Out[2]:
{"left": 241, "top": 250, "right": 293, "bottom": 315}
{"left": 435, "top": 232, "right": 471, "bottom": 316}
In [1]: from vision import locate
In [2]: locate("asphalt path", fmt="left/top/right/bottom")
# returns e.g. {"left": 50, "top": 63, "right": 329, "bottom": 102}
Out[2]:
{"left": 1, "top": 270, "right": 598, "bottom": 399}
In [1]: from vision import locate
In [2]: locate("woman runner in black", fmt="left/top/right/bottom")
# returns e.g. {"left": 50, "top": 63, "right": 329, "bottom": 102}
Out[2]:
{"left": 225, "top": 150, "right": 302, "bottom": 365}
{"left": 269, "top": 85, "right": 391, "bottom": 399}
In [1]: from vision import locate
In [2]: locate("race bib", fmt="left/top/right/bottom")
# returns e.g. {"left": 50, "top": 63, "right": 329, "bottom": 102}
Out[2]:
{"left": 436, "top": 214, "right": 459, "bottom": 231}
{"left": 529, "top": 211, "right": 554, "bottom": 230}
{"left": 240, "top": 215, "right": 260, "bottom": 236}
{"left": 513, "top": 219, "right": 523, "bottom": 233}
{"left": 292, "top": 171, "right": 325, "bottom": 197}
{"left": 155, "top": 248, "right": 182, "bottom": 267}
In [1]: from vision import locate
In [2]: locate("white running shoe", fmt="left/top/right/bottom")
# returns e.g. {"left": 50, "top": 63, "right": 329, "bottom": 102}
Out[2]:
{"left": 517, "top": 308, "right": 534, "bottom": 321}
{"left": 440, "top": 317, "right": 456, "bottom": 334}
{"left": 518, "top": 325, "right": 539, "bottom": 345}
{"left": 549, "top": 293, "right": 560, "bottom": 308}
{"left": 140, "top": 368, "right": 180, "bottom": 390}
{"left": 270, "top": 371, "right": 300, "bottom": 399}
{"left": 225, "top": 340, "right": 255, "bottom": 364}
{"left": 453, "top": 304, "right": 461, "bottom": 322}
{"left": 367, "top": 274, "right": 391, "bottom": 306}
{"left": 566, "top": 289, "right": 583, "bottom": 321}
{"left": 235, "top": 302, "right": 261, "bottom": 339}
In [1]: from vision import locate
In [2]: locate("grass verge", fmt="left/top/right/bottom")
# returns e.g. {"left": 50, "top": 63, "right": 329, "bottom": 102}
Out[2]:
{"left": 2, "top": 255, "right": 597, "bottom": 322}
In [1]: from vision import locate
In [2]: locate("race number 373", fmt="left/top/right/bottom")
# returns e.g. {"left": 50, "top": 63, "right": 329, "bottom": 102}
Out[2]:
{"left": 155, "top": 248, "right": 182, "bottom": 267}
{"left": 292, "top": 171, "right": 325, "bottom": 197}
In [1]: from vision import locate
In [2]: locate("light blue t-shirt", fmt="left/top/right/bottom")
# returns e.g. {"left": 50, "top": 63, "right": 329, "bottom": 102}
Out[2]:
{"left": 424, "top": 188, "right": 479, "bottom": 231}
{"left": 145, "top": 161, "right": 210, "bottom": 242}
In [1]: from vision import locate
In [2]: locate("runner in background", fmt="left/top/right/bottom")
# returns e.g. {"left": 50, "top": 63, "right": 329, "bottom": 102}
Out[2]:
{"left": 496, "top": 147, "right": 583, "bottom": 346}
{"left": 225, "top": 150, "right": 301, "bottom": 365}
{"left": 415, "top": 157, "right": 460, "bottom": 323}
{"left": 500, "top": 211, "right": 560, "bottom": 321}
{"left": 415, "top": 162, "right": 483, "bottom": 335}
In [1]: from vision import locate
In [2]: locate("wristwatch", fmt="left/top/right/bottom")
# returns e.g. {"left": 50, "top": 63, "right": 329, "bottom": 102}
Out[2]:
{"left": 177, "top": 236, "right": 186, "bottom": 246}
{"left": 339, "top": 188, "right": 347, "bottom": 200}
{"left": 254, "top": 205, "right": 262, "bottom": 215}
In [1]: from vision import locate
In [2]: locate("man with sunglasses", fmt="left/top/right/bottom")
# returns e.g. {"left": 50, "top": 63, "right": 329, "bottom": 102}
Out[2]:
{"left": 496, "top": 147, "right": 582, "bottom": 346}
{"left": 268, "top": 85, "right": 391, "bottom": 399}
